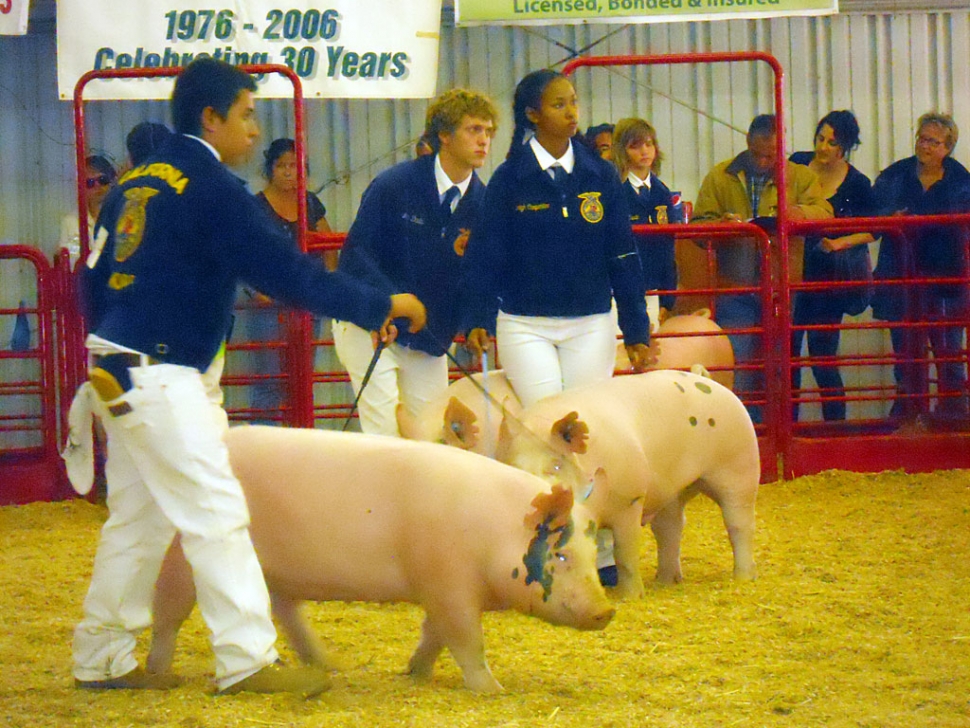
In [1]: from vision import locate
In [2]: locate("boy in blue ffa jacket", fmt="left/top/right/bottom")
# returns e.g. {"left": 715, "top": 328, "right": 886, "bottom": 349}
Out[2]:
{"left": 70, "top": 58, "right": 425, "bottom": 697}
{"left": 462, "top": 70, "right": 652, "bottom": 409}
{"left": 335, "top": 89, "right": 498, "bottom": 435}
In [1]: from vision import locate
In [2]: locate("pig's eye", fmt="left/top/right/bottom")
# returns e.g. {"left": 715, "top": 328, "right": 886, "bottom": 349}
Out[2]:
{"left": 554, "top": 551, "right": 568, "bottom": 562}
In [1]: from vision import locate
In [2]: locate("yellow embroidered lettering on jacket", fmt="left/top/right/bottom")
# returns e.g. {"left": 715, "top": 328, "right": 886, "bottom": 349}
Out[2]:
{"left": 516, "top": 203, "right": 551, "bottom": 213}
{"left": 120, "top": 163, "right": 190, "bottom": 194}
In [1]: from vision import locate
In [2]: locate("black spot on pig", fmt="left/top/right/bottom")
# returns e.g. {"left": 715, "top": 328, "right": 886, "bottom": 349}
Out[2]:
{"left": 523, "top": 517, "right": 574, "bottom": 601}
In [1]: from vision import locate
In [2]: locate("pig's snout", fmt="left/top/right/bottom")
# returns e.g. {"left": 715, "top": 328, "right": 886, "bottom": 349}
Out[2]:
{"left": 581, "top": 605, "right": 616, "bottom": 631}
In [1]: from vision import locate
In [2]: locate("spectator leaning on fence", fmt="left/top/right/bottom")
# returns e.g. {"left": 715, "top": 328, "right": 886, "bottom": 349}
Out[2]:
{"left": 692, "top": 113, "right": 832, "bottom": 423}
{"left": 870, "top": 111, "right": 970, "bottom": 427}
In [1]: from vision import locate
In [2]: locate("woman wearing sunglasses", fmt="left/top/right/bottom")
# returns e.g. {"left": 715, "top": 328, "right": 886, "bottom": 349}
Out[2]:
{"left": 59, "top": 154, "right": 118, "bottom": 267}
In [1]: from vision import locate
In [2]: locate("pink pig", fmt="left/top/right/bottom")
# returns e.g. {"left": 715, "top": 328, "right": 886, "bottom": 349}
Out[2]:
{"left": 147, "top": 426, "right": 614, "bottom": 693}
{"left": 397, "top": 370, "right": 520, "bottom": 457}
{"left": 616, "top": 309, "right": 736, "bottom": 390}
{"left": 495, "top": 369, "right": 759, "bottom": 599}
{"left": 402, "top": 311, "right": 735, "bottom": 458}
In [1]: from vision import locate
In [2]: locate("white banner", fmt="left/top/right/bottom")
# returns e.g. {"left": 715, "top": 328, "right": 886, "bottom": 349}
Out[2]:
{"left": 57, "top": 0, "right": 442, "bottom": 101}
{"left": 455, "top": 0, "right": 837, "bottom": 26}
{"left": 0, "top": 0, "right": 30, "bottom": 36}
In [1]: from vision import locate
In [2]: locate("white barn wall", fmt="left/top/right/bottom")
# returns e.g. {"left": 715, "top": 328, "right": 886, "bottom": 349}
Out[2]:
{"left": 2, "top": 11, "right": 969, "bottom": 420}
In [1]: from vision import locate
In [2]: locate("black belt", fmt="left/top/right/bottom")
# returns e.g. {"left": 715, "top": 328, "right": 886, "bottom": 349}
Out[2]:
{"left": 92, "top": 353, "right": 159, "bottom": 369}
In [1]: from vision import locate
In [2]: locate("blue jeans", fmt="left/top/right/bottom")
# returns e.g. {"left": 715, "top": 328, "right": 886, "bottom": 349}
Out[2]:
{"left": 715, "top": 293, "right": 763, "bottom": 424}
{"left": 886, "top": 290, "right": 968, "bottom": 420}
{"left": 245, "top": 305, "right": 286, "bottom": 423}
{"left": 791, "top": 292, "right": 847, "bottom": 421}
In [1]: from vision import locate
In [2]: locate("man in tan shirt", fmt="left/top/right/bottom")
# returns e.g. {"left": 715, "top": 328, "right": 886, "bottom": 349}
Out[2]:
{"left": 692, "top": 114, "right": 832, "bottom": 422}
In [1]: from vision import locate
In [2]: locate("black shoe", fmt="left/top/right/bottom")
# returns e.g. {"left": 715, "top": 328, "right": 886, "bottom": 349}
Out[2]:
{"left": 598, "top": 565, "right": 618, "bottom": 587}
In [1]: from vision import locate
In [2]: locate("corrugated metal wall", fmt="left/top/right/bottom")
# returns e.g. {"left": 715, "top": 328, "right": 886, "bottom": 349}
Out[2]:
{"left": 3, "top": 11, "right": 969, "bottom": 252}
{"left": 2, "top": 11, "right": 969, "bottom": 419}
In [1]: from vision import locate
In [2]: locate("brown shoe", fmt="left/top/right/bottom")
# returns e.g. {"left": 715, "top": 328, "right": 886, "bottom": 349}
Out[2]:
{"left": 217, "top": 663, "right": 330, "bottom": 698}
{"left": 75, "top": 666, "right": 182, "bottom": 691}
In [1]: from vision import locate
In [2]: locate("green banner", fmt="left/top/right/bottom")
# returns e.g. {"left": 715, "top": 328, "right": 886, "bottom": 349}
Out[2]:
{"left": 455, "top": 0, "right": 838, "bottom": 26}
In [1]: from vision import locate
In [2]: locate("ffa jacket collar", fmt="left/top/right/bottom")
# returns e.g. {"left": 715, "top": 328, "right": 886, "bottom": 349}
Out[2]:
{"left": 512, "top": 138, "right": 611, "bottom": 182}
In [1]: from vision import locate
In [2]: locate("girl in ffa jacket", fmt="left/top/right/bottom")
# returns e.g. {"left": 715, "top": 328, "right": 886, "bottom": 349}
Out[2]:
{"left": 462, "top": 69, "right": 652, "bottom": 408}
{"left": 612, "top": 117, "right": 684, "bottom": 324}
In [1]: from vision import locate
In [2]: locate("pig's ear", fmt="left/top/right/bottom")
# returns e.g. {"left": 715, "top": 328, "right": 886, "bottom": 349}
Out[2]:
{"left": 443, "top": 397, "right": 479, "bottom": 450}
{"left": 692, "top": 307, "right": 712, "bottom": 319}
{"left": 526, "top": 483, "right": 574, "bottom": 532}
{"left": 495, "top": 414, "right": 515, "bottom": 461}
{"left": 551, "top": 411, "right": 588, "bottom": 454}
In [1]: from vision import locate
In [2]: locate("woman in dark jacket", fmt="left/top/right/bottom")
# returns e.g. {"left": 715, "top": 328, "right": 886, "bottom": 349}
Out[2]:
{"left": 789, "top": 110, "right": 875, "bottom": 421}
{"left": 870, "top": 112, "right": 970, "bottom": 423}
{"left": 461, "top": 69, "right": 651, "bottom": 408}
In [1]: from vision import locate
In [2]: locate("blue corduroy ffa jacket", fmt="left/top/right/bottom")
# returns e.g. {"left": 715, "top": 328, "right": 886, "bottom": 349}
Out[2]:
{"left": 338, "top": 154, "right": 486, "bottom": 356}
{"left": 623, "top": 173, "right": 683, "bottom": 311}
{"left": 461, "top": 140, "right": 650, "bottom": 346}
{"left": 83, "top": 135, "right": 391, "bottom": 371}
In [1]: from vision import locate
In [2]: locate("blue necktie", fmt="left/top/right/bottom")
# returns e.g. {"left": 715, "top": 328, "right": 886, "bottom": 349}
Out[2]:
{"left": 551, "top": 164, "right": 567, "bottom": 187}
{"left": 441, "top": 186, "right": 460, "bottom": 222}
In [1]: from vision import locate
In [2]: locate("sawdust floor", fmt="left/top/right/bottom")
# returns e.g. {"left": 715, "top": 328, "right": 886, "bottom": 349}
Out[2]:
{"left": 1, "top": 469, "right": 968, "bottom": 728}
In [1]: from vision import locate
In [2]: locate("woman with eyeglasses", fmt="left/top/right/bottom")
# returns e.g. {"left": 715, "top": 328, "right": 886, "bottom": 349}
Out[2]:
{"left": 871, "top": 112, "right": 970, "bottom": 426}
{"left": 59, "top": 155, "right": 117, "bottom": 266}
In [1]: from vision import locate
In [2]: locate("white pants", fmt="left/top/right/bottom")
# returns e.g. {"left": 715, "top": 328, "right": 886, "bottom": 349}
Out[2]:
{"left": 333, "top": 321, "right": 449, "bottom": 436}
{"left": 496, "top": 311, "right": 616, "bottom": 408}
{"left": 72, "top": 359, "right": 277, "bottom": 689}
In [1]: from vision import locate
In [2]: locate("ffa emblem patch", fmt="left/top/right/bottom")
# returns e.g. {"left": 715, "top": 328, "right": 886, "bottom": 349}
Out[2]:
{"left": 578, "top": 192, "right": 604, "bottom": 224}
{"left": 114, "top": 187, "right": 159, "bottom": 262}
{"left": 453, "top": 228, "right": 471, "bottom": 256}
{"left": 655, "top": 205, "right": 669, "bottom": 225}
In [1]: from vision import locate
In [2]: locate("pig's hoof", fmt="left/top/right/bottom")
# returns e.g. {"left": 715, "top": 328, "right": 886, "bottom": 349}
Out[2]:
{"left": 611, "top": 587, "right": 644, "bottom": 601}
{"left": 609, "top": 583, "right": 645, "bottom": 601}
{"left": 406, "top": 661, "right": 434, "bottom": 683}
{"left": 733, "top": 565, "right": 757, "bottom": 581}
{"left": 465, "top": 675, "right": 504, "bottom": 694}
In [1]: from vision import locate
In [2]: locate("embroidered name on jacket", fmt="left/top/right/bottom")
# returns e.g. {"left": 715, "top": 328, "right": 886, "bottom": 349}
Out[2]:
{"left": 578, "top": 192, "right": 604, "bottom": 223}
{"left": 121, "top": 163, "right": 190, "bottom": 194}
{"left": 516, "top": 203, "right": 551, "bottom": 213}
{"left": 401, "top": 213, "right": 425, "bottom": 225}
